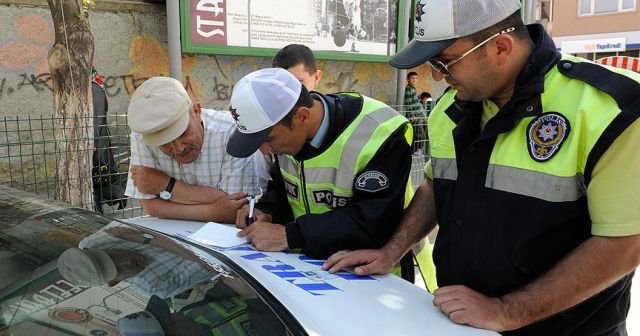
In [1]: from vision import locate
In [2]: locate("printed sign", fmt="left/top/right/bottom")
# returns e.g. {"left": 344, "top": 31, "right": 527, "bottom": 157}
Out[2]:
{"left": 181, "top": 0, "right": 402, "bottom": 62}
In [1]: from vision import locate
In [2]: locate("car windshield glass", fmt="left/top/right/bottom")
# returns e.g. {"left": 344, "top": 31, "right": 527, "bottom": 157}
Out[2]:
{"left": 0, "top": 186, "right": 292, "bottom": 335}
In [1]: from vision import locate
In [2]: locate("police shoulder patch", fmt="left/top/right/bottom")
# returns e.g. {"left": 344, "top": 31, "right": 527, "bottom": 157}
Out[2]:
{"left": 526, "top": 112, "right": 571, "bottom": 162}
{"left": 355, "top": 171, "right": 389, "bottom": 192}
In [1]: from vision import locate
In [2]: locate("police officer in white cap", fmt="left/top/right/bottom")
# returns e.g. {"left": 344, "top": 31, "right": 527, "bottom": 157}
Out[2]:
{"left": 225, "top": 68, "right": 437, "bottom": 288}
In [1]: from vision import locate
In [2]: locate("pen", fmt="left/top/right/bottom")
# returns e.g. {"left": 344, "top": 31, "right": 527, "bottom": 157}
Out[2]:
{"left": 246, "top": 194, "right": 255, "bottom": 225}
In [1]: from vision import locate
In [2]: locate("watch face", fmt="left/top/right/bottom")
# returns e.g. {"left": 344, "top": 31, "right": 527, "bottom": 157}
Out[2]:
{"left": 159, "top": 191, "right": 171, "bottom": 200}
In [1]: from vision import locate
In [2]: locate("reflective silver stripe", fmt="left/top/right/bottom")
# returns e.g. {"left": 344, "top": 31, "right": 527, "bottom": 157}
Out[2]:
{"left": 279, "top": 159, "right": 349, "bottom": 190}
{"left": 486, "top": 164, "right": 586, "bottom": 202}
{"left": 429, "top": 158, "right": 585, "bottom": 202}
{"left": 281, "top": 106, "right": 403, "bottom": 190}
{"left": 336, "top": 106, "right": 403, "bottom": 189}
{"left": 279, "top": 155, "right": 298, "bottom": 177}
{"left": 432, "top": 157, "right": 458, "bottom": 180}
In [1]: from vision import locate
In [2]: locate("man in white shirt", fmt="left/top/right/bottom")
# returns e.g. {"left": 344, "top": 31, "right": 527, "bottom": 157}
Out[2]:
{"left": 125, "top": 77, "right": 269, "bottom": 223}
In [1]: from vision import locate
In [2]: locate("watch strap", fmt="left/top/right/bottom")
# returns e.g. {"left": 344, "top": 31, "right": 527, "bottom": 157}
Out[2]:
{"left": 165, "top": 177, "right": 176, "bottom": 193}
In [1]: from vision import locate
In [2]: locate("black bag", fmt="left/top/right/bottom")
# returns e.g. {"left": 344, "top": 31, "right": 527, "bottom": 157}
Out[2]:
{"left": 92, "top": 81, "right": 128, "bottom": 213}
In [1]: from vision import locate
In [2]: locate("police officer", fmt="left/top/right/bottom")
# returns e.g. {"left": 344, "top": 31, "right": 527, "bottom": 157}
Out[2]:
{"left": 226, "top": 68, "right": 436, "bottom": 290}
{"left": 271, "top": 45, "right": 437, "bottom": 290}
{"left": 324, "top": 0, "right": 640, "bottom": 335}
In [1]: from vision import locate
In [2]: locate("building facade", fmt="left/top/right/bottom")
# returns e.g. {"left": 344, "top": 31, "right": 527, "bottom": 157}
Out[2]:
{"left": 547, "top": 0, "right": 640, "bottom": 62}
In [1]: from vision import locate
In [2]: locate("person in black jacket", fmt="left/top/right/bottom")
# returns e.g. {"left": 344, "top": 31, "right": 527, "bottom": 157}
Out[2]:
{"left": 324, "top": 0, "right": 640, "bottom": 335}
{"left": 226, "top": 68, "right": 413, "bottom": 264}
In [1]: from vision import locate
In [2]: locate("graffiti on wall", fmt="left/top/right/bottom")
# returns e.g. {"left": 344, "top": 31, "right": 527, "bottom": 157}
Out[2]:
{"left": 0, "top": 10, "right": 418, "bottom": 115}
{"left": 0, "top": 14, "right": 51, "bottom": 75}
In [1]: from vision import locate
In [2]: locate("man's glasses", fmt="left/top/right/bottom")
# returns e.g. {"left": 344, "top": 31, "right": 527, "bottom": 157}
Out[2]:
{"left": 427, "top": 27, "right": 516, "bottom": 76}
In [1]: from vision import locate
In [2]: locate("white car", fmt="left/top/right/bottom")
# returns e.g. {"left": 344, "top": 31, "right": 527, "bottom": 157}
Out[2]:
{"left": 0, "top": 186, "right": 497, "bottom": 336}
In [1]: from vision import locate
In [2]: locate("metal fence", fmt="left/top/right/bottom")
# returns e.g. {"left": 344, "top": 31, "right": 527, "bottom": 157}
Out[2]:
{"left": 0, "top": 106, "right": 428, "bottom": 220}
{"left": 0, "top": 114, "right": 143, "bottom": 219}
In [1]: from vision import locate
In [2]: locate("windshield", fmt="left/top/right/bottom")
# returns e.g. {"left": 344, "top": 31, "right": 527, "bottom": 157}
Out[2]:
{"left": 0, "top": 186, "right": 294, "bottom": 335}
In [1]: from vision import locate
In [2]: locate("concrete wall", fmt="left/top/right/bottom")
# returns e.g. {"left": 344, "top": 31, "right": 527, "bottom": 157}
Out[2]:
{"left": 0, "top": 2, "right": 437, "bottom": 120}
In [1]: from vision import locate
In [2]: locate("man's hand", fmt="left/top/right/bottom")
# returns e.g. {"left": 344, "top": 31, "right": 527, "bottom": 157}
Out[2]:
{"left": 237, "top": 222, "right": 288, "bottom": 251}
{"left": 209, "top": 192, "right": 249, "bottom": 223}
{"left": 433, "top": 285, "right": 515, "bottom": 332}
{"left": 130, "top": 165, "right": 170, "bottom": 195}
{"left": 322, "top": 249, "right": 395, "bottom": 276}
{"left": 235, "top": 204, "right": 272, "bottom": 229}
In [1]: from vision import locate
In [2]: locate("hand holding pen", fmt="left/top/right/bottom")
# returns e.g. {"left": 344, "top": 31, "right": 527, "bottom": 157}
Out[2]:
{"left": 244, "top": 187, "right": 263, "bottom": 226}
{"left": 246, "top": 194, "right": 256, "bottom": 225}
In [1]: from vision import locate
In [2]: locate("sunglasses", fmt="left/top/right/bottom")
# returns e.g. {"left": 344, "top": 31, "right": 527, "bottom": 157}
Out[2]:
{"left": 427, "top": 27, "right": 516, "bottom": 76}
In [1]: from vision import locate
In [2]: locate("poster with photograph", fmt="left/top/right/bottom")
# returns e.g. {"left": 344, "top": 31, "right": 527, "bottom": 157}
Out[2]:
{"left": 182, "top": 0, "right": 402, "bottom": 61}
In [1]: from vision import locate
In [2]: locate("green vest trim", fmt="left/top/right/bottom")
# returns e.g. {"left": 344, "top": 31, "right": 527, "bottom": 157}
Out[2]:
{"left": 429, "top": 55, "right": 624, "bottom": 192}
{"left": 279, "top": 95, "right": 413, "bottom": 219}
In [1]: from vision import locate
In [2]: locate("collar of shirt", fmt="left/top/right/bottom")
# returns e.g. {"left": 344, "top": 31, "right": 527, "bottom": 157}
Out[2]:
{"left": 309, "top": 94, "right": 330, "bottom": 148}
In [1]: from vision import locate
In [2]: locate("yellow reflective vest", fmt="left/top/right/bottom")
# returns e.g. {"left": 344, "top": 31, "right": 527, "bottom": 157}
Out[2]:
{"left": 279, "top": 93, "right": 437, "bottom": 291}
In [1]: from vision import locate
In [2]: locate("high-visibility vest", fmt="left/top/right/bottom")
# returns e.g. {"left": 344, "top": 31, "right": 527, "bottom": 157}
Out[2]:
{"left": 428, "top": 55, "right": 640, "bottom": 332}
{"left": 279, "top": 93, "right": 437, "bottom": 291}
{"left": 278, "top": 94, "right": 414, "bottom": 217}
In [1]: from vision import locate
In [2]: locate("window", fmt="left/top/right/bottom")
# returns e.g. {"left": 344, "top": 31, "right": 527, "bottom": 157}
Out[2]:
{"left": 579, "top": 0, "right": 636, "bottom": 15}
{"left": 596, "top": 51, "right": 618, "bottom": 60}
{"left": 537, "top": 0, "right": 552, "bottom": 21}
{"left": 576, "top": 52, "right": 595, "bottom": 61}
{"left": 619, "top": 50, "right": 640, "bottom": 58}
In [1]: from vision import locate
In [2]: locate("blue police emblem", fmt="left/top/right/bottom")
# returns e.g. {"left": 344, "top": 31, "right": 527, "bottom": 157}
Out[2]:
{"left": 355, "top": 171, "right": 389, "bottom": 192}
{"left": 527, "top": 112, "right": 570, "bottom": 162}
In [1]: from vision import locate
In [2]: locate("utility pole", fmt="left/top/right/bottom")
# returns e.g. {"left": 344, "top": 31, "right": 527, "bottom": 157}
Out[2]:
{"left": 522, "top": 0, "right": 538, "bottom": 25}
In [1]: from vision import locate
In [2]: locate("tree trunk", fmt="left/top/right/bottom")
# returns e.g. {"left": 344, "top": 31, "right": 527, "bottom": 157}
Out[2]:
{"left": 47, "top": 0, "right": 94, "bottom": 206}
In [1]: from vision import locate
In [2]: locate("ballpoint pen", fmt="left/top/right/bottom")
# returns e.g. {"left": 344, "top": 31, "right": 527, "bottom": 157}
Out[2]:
{"left": 246, "top": 194, "right": 256, "bottom": 225}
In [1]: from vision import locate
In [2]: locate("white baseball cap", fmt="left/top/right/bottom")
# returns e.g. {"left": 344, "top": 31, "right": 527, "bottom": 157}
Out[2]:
{"left": 390, "top": 0, "right": 522, "bottom": 69}
{"left": 226, "top": 68, "right": 302, "bottom": 158}
{"left": 127, "top": 77, "right": 192, "bottom": 146}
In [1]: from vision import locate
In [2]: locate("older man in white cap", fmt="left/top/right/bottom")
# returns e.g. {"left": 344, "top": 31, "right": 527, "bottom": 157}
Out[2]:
{"left": 125, "top": 77, "right": 269, "bottom": 223}
{"left": 324, "top": 0, "right": 640, "bottom": 335}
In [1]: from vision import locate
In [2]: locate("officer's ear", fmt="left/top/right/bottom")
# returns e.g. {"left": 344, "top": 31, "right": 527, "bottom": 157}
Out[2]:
{"left": 312, "top": 70, "right": 323, "bottom": 89}
{"left": 293, "top": 106, "right": 310, "bottom": 126}
{"left": 494, "top": 34, "right": 514, "bottom": 66}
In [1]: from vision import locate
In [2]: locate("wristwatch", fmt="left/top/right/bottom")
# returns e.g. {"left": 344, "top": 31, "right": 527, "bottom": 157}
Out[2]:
{"left": 142, "top": 233, "right": 154, "bottom": 244}
{"left": 159, "top": 177, "right": 176, "bottom": 200}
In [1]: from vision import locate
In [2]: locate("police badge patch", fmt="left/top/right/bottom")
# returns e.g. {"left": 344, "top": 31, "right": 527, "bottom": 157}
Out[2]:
{"left": 355, "top": 171, "right": 389, "bottom": 192}
{"left": 526, "top": 112, "right": 570, "bottom": 162}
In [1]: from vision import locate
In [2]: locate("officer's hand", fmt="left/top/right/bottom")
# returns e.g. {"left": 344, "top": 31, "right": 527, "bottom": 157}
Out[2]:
{"left": 433, "top": 285, "right": 514, "bottom": 332}
{"left": 235, "top": 205, "right": 271, "bottom": 229}
{"left": 238, "top": 222, "right": 288, "bottom": 251}
{"left": 323, "top": 249, "right": 394, "bottom": 275}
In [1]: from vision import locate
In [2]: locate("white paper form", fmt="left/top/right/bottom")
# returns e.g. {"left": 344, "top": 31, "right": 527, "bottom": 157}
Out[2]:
{"left": 177, "top": 222, "right": 248, "bottom": 249}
